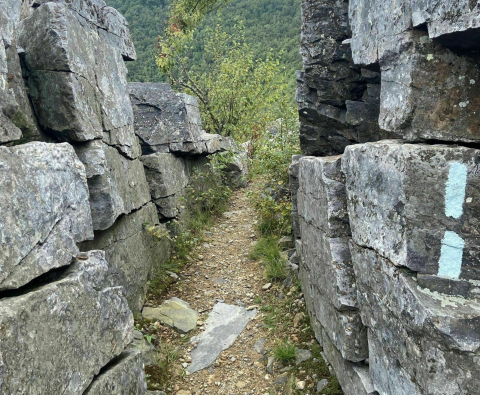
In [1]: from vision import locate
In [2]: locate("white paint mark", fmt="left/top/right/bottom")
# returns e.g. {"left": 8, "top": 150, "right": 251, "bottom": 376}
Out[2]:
{"left": 438, "top": 231, "right": 465, "bottom": 279}
{"left": 445, "top": 162, "right": 467, "bottom": 219}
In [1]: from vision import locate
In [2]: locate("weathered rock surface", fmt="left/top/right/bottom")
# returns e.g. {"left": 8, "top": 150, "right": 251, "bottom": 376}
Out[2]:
{"left": 75, "top": 140, "right": 151, "bottom": 231}
{"left": 81, "top": 202, "right": 170, "bottom": 313}
{"left": 297, "top": 156, "right": 350, "bottom": 237}
{"left": 349, "top": 0, "right": 480, "bottom": 66}
{"left": 289, "top": 154, "right": 303, "bottom": 239}
{"left": 129, "top": 83, "right": 203, "bottom": 152}
{"left": 378, "top": 31, "right": 480, "bottom": 143}
{"left": 351, "top": 242, "right": 480, "bottom": 395}
{"left": 140, "top": 153, "right": 190, "bottom": 200}
{"left": 299, "top": 263, "right": 367, "bottom": 362}
{"left": 302, "top": 276, "right": 374, "bottom": 395}
{"left": 127, "top": 331, "right": 158, "bottom": 366}
{"left": 0, "top": 142, "right": 93, "bottom": 290}
{"left": 18, "top": 1, "right": 138, "bottom": 155}
{"left": 142, "top": 298, "right": 198, "bottom": 333}
{"left": 0, "top": 0, "right": 42, "bottom": 143}
{"left": 84, "top": 351, "right": 147, "bottom": 395}
{"left": 296, "top": 0, "right": 394, "bottom": 156}
{"left": 129, "top": 82, "right": 237, "bottom": 156}
{"left": 0, "top": 250, "right": 133, "bottom": 395}
{"left": 300, "top": 222, "right": 357, "bottom": 311}
{"left": 188, "top": 303, "right": 257, "bottom": 373}
{"left": 343, "top": 140, "right": 480, "bottom": 279}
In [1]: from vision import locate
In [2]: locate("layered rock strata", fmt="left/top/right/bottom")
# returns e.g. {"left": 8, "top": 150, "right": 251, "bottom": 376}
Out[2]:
{"left": 295, "top": 1, "right": 480, "bottom": 395}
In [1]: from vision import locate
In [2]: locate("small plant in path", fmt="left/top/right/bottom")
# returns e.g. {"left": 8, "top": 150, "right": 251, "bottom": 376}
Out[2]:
{"left": 273, "top": 340, "right": 296, "bottom": 364}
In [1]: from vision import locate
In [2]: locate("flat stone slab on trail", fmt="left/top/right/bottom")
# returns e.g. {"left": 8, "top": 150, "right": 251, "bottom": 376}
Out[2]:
{"left": 142, "top": 297, "right": 198, "bottom": 333}
{"left": 188, "top": 302, "right": 257, "bottom": 373}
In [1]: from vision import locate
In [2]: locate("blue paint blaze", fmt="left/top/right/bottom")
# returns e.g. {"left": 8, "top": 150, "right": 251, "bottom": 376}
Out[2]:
{"left": 445, "top": 162, "right": 468, "bottom": 219}
{"left": 438, "top": 231, "right": 465, "bottom": 279}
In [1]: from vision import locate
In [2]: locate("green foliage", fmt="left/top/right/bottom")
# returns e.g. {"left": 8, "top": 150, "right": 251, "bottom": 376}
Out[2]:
{"left": 250, "top": 236, "right": 287, "bottom": 281}
{"left": 105, "top": 0, "right": 301, "bottom": 85}
{"left": 273, "top": 340, "right": 297, "bottom": 364}
{"left": 157, "top": 21, "right": 295, "bottom": 144}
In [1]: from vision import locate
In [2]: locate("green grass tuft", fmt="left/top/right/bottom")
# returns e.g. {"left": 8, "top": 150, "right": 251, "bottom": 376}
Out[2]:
{"left": 250, "top": 236, "right": 287, "bottom": 281}
{"left": 273, "top": 340, "right": 297, "bottom": 365}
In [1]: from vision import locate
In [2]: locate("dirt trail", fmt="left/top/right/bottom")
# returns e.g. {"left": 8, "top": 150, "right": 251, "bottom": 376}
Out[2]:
{"left": 144, "top": 186, "right": 337, "bottom": 395}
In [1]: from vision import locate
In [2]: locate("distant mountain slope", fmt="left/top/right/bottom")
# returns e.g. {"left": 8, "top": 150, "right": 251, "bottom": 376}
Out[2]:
{"left": 107, "top": 0, "right": 302, "bottom": 84}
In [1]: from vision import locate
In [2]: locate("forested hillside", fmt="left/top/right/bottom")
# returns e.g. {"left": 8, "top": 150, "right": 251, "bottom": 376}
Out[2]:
{"left": 106, "top": 0, "right": 302, "bottom": 84}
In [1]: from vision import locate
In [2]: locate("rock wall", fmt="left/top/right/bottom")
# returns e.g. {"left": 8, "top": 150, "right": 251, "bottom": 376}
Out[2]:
{"left": 294, "top": 1, "right": 480, "bottom": 395}
{"left": 0, "top": 1, "right": 246, "bottom": 393}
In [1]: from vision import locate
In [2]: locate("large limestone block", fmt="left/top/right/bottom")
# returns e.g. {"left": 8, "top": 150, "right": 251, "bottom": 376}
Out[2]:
{"left": 349, "top": 0, "right": 412, "bottom": 65}
{"left": 75, "top": 141, "right": 151, "bottom": 231}
{"left": 28, "top": 70, "right": 103, "bottom": 142}
{"left": 81, "top": 203, "right": 171, "bottom": 313}
{"left": 129, "top": 83, "right": 204, "bottom": 153}
{"left": 0, "top": 142, "right": 93, "bottom": 290}
{"left": 0, "top": 251, "right": 133, "bottom": 395}
{"left": 351, "top": 242, "right": 480, "bottom": 395}
{"left": 21, "top": 0, "right": 136, "bottom": 60}
{"left": 0, "top": 0, "right": 42, "bottom": 143}
{"left": 18, "top": 2, "right": 137, "bottom": 149}
{"left": 299, "top": 263, "right": 368, "bottom": 362}
{"left": 343, "top": 140, "right": 480, "bottom": 278}
{"left": 84, "top": 351, "right": 146, "bottom": 395}
{"left": 379, "top": 31, "right": 480, "bottom": 142}
{"left": 140, "top": 153, "right": 189, "bottom": 199}
{"left": 411, "top": 0, "right": 480, "bottom": 48}
{"left": 297, "top": 155, "right": 350, "bottom": 237}
{"left": 300, "top": 220, "right": 357, "bottom": 311}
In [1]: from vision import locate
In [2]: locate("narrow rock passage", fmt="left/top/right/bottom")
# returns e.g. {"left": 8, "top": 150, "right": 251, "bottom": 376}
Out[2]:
{"left": 161, "top": 188, "right": 271, "bottom": 394}
{"left": 143, "top": 186, "right": 338, "bottom": 395}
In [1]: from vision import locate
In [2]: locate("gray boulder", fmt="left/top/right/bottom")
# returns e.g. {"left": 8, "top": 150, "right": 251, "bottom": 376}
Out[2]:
{"left": 349, "top": 0, "right": 480, "bottom": 66}
{"left": 81, "top": 203, "right": 171, "bottom": 313}
{"left": 0, "top": 251, "right": 133, "bottom": 395}
{"left": 129, "top": 83, "right": 204, "bottom": 153}
{"left": 84, "top": 351, "right": 147, "bottom": 395}
{"left": 0, "top": 142, "right": 93, "bottom": 290}
{"left": 18, "top": 1, "right": 137, "bottom": 152}
{"left": 351, "top": 242, "right": 480, "bottom": 395}
{"left": 140, "top": 153, "right": 189, "bottom": 200}
{"left": 297, "top": 156, "right": 350, "bottom": 237}
{"left": 75, "top": 140, "right": 151, "bottom": 231}
{"left": 342, "top": 140, "right": 480, "bottom": 278}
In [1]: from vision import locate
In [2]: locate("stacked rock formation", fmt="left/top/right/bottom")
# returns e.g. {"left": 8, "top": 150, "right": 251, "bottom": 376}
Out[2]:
{"left": 0, "top": 1, "right": 246, "bottom": 393}
{"left": 293, "top": 1, "right": 480, "bottom": 395}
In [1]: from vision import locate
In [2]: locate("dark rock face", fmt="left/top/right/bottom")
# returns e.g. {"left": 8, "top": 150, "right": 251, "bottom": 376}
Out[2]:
{"left": 296, "top": 0, "right": 394, "bottom": 156}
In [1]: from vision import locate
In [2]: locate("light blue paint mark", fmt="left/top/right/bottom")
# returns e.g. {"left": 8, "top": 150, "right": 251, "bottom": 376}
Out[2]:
{"left": 438, "top": 231, "right": 465, "bottom": 279}
{"left": 445, "top": 162, "right": 468, "bottom": 219}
